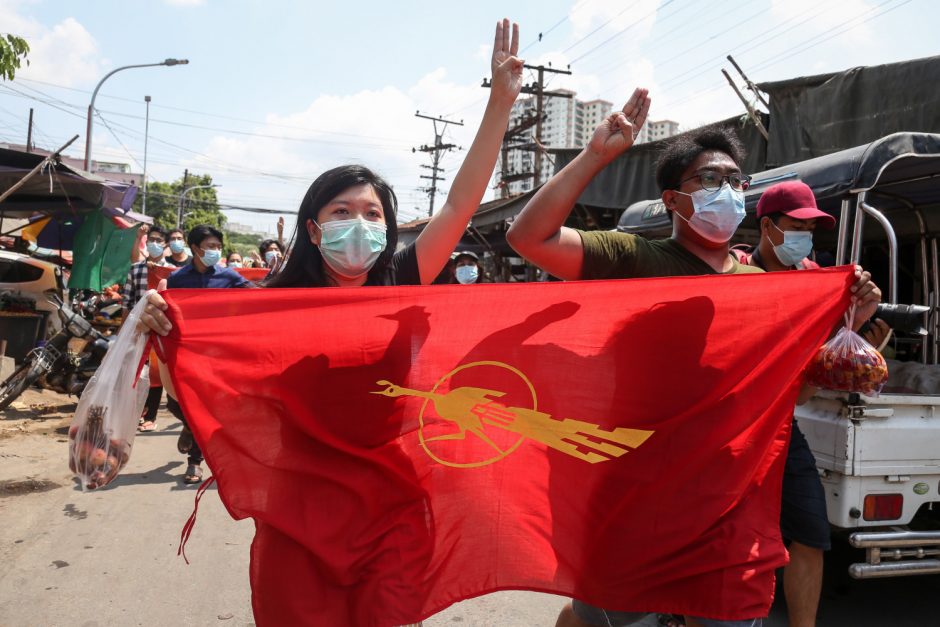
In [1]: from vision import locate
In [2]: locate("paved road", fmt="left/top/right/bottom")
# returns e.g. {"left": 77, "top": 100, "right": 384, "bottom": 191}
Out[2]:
{"left": 0, "top": 393, "right": 935, "bottom": 626}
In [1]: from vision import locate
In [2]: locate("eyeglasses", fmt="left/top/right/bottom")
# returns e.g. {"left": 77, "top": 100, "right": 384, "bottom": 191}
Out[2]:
{"left": 680, "top": 171, "right": 752, "bottom": 192}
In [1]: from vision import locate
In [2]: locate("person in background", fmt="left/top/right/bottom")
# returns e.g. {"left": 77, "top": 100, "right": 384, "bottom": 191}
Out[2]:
{"left": 166, "top": 228, "right": 190, "bottom": 267}
{"left": 740, "top": 180, "right": 881, "bottom": 627}
{"left": 227, "top": 251, "right": 244, "bottom": 268}
{"left": 166, "top": 224, "right": 251, "bottom": 483}
{"left": 121, "top": 225, "right": 170, "bottom": 433}
{"left": 256, "top": 238, "right": 285, "bottom": 269}
{"left": 453, "top": 250, "right": 484, "bottom": 284}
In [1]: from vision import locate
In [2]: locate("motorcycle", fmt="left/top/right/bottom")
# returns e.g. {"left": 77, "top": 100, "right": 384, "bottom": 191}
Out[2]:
{"left": 0, "top": 295, "right": 113, "bottom": 411}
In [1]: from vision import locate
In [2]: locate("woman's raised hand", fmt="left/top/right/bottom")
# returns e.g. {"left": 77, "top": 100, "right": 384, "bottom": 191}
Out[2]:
{"left": 490, "top": 18, "right": 524, "bottom": 104}
{"left": 587, "top": 88, "right": 651, "bottom": 163}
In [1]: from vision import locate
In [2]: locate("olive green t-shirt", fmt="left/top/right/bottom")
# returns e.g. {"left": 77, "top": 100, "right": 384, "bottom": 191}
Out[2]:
{"left": 577, "top": 230, "right": 765, "bottom": 280}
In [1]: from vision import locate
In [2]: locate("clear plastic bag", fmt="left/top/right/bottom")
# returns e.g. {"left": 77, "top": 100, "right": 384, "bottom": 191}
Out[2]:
{"left": 68, "top": 291, "right": 154, "bottom": 490}
{"left": 805, "top": 306, "right": 889, "bottom": 396}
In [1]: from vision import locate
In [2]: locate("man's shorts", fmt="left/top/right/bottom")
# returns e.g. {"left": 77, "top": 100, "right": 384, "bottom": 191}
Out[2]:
{"left": 572, "top": 601, "right": 762, "bottom": 626}
{"left": 781, "top": 420, "right": 832, "bottom": 551}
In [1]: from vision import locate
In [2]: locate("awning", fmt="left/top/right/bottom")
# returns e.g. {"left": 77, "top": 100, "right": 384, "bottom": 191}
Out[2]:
{"left": 0, "top": 146, "right": 139, "bottom": 218}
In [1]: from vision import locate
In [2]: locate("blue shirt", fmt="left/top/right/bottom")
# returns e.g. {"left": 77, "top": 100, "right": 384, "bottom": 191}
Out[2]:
{"left": 167, "top": 262, "right": 251, "bottom": 289}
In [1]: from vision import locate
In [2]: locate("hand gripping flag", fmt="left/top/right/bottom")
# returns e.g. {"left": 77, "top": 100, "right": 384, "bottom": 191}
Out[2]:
{"left": 156, "top": 267, "right": 854, "bottom": 626}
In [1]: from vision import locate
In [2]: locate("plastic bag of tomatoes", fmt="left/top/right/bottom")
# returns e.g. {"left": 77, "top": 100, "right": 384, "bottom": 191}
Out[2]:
{"left": 805, "top": 308, "right": 888, "bottom": 396}
{"left": 68, "top": 291, "right": 153, "bottom": 490}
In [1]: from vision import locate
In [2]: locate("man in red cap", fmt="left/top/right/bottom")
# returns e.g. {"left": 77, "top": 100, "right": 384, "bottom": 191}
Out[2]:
{"left": 744, "top": 180, "right": 836, "bottom": 272}
{"left": 739, "top": 180, "right": 879, "bottom": 627}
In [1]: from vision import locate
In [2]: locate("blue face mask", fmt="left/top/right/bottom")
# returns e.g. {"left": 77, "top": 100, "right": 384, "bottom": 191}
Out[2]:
{"left": 455, "top": 265, "right": 479, "bottom": 284}
{"left": 771, "top": 223, "right": 813, "bottom": 266}
{"left": 199, "top": 248, "right": 222, "bottom": 267}
{"left": 676, "top": 183, "right": 746, "bottom": 243}
{"left": 169, "top": 240, "right": 186, "bottom": 255}
{"left": 146, "top": 242, "right": 165, "bottom": 259}
{"left": 316, "top": 218, "right": 387, "bottom": 279}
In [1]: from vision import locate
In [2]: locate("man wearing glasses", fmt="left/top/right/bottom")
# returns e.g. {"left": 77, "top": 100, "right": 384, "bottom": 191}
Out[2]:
{"left": 506, "top": 89, "right": 878, "bottom": 627}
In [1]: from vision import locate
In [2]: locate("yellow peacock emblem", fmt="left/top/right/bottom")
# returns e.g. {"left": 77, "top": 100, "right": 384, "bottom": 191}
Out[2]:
{"left": 371, "top": 361, "right": 653, "bottom": 468}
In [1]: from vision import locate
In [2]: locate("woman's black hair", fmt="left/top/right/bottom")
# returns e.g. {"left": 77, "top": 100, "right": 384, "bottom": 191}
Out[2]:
{"left": 655, "top": 125, "right": 746, "bottom": 192}
{"left": 264, "top": 165, "right": 399, "bottom": 288}
{"left": 259, "top": 239, "right": 284, "bottom": 257}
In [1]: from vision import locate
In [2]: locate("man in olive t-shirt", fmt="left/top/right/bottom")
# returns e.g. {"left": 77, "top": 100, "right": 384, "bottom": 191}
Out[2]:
{"left": 507, "top": 89, "right": 879, "bottom": 627}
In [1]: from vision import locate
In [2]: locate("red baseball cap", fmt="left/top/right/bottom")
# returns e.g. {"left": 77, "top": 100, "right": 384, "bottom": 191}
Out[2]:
{"left": 756, "top": 181, "right": 836, "bottom": 229}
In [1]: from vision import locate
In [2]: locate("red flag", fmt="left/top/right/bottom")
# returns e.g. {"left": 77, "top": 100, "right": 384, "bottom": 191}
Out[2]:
{"left": 156, "top": 267, "right": 853, "bottom": 626}
{"left": 148, "top": 264, "right": 268, "bottom": 289}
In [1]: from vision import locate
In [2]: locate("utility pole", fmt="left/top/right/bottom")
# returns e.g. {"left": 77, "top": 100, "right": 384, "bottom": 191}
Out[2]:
{"left": 177, "top": 169, "right": 189, "bottom": 228}
{"left": 413, "top": 112, "right": 463, "bottom": 217}
{"left": 26, "top": 108, "right": 33, "bottom": 153}
{"left": 723, "top": 55, "right": 769, "bottom": 141}
{"left": 483, "top": 63, "right": 573, "bottom": 194}
{"left": 142, "top": 95, "right": 151, "bottom": 215}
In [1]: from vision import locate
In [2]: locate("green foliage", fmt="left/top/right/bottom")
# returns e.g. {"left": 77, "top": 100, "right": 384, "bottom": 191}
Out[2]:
{"left": 134, "top": 172, "right": 225, "bottom": 233}
{"left": 0, "top": 34, "right": 29, "bottom": 81}
{"left": 133, "top": 172, "right": 263, "bottom": 254}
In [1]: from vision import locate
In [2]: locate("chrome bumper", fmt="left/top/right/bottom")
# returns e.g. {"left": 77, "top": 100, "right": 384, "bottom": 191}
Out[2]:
{"left": 848, "top": 530, "right": 940, "bottom": 579}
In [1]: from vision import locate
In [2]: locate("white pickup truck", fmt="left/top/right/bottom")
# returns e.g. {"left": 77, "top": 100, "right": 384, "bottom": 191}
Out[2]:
{"left": 748, "top": 133, "right": 940, "bottom": 579}
{"left": 617, "top": 132, "right": 940, "bottom": 579}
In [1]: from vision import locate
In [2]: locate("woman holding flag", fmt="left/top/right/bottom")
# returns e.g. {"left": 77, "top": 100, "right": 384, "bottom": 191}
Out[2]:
{"left": 138, "top": 18, "right": 524, "bottom": 626}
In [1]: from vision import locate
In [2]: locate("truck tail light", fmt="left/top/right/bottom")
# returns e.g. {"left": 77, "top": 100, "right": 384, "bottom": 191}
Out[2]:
{"left": 863, "top": 494, "right": 903, "bottom": 521}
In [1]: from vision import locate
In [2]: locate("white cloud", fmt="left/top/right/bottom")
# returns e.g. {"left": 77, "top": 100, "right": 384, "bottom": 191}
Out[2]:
{"left": 185, "top": 67, "right": 497, "bottom": 230}
{"left": 770, "top": 0, "right": 876, "bottom": 44}
{"left": 0, "top": 1, "right": 106, "bottom": 87}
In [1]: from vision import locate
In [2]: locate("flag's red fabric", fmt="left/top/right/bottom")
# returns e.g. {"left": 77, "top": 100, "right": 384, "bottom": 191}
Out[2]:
{"left": 148, "top": 264, "right": 268, "bottom": 289}
{"left": 156, "top": 267, "right": 853, "bottom": 626}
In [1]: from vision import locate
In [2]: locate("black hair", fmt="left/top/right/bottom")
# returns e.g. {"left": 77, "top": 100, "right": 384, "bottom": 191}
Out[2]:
{"left": 259, "top": 239, "right": 284, "bottom": 257}
{"left": 264, "top": 165, "right": 399, "bottom": 288}
{"left": 227, "top": 251, "right": 243, "bottom": 262}
{"left": 655, "top": 125, "right": 746, "bottom": 192}
{"left": 187, "top": 224, "right": 224, "bottom": 249}
{"left": 167, "top": 228, "right": 185, "bottom": 239}
{"left": 147, "top": 225, "right": 165, "bottom": 239}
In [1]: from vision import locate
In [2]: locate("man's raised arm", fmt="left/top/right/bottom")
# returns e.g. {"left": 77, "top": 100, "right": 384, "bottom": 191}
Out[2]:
{"left": 506, "top": 88, "right": 650, "bottom": 280}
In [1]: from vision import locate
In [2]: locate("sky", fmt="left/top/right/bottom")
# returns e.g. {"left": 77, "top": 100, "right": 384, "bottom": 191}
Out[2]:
{"left": 0, "top": 0, "right": 936, "bottom": 236}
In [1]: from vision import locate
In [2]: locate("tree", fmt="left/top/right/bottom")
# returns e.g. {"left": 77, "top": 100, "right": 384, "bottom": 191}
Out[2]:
{"left": 133, "top": 172, "right": 261, "bottom": 253}
{"left": 134, "top": 172, "right": 225, "bottom": 233}
{"left": 0, "top": 34, "right": 30, "bottom": 81}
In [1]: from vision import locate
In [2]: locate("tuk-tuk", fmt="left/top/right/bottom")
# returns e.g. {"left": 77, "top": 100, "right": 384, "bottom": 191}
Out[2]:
{"left": 618, "top": 132, "right": 940, "bottom": 579}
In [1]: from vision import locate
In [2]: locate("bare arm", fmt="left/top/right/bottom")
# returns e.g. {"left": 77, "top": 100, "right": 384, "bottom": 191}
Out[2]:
{"left": 413, "top": 19, "right": 523, "bottom": 285}
{"left": 506, "top": 89, "right": 650, "bottom": 280}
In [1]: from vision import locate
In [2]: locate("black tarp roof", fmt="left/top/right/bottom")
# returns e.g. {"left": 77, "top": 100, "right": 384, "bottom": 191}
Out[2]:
{"left": 757, "top": 55, "right": 940, "bottom": 166}
{"left": 0, "top": 147, "right": 138, "bottom": 217}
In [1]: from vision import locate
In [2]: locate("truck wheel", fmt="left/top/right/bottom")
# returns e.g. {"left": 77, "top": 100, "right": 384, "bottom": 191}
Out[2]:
{"left": 0, "top": 363, "right": 42, "bottom": 412}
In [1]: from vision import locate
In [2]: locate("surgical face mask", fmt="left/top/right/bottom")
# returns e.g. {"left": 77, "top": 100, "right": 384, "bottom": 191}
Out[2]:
{"left": 169, "top": 240, "right": 185, "bottom": 255}
{"left": 771, "top": 223, "right": 813, "bottom": 266}
{"left": 264, "top": 250, "right": 280, "bottom": 266}
{"left": 455, "top": 265, "right": 479, "bottom": 284}
{"left": 199, "top": 248, "right": 222, "bottom": 267}
{"left": 316, "top": 218, "right": 387, "bottom": 279}
{"left": 675, "top": 183, "right": 746, "bottom": 244}
{"left": 229, "top": 261, "right": 242, "bottom": 268}
{"left": 146, "top": 242, "right": 164, "bottom": 259}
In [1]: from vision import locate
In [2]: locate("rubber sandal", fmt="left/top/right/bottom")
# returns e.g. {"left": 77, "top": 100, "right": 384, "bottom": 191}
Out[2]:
{"left": 139, "top": 421, "right": 157, "bottom": 432}
{"left": 182, "top": 464, "right": 203, "bottom": 484}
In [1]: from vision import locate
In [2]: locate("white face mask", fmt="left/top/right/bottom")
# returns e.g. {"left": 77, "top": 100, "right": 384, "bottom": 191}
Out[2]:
{"left": 771, "top": 222, "right": 813, "bottom": 266}
{"left": 675, "top": 183, "right": 746, "bottom": 244}
{"left": 455, "top": 265, "right": 479, "bottom": 284}
{"left": 264, "top": 250, "right": 280, "bottom": 266}
{"left": 315, "top": 218, "right": 387, "bottom": 279}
